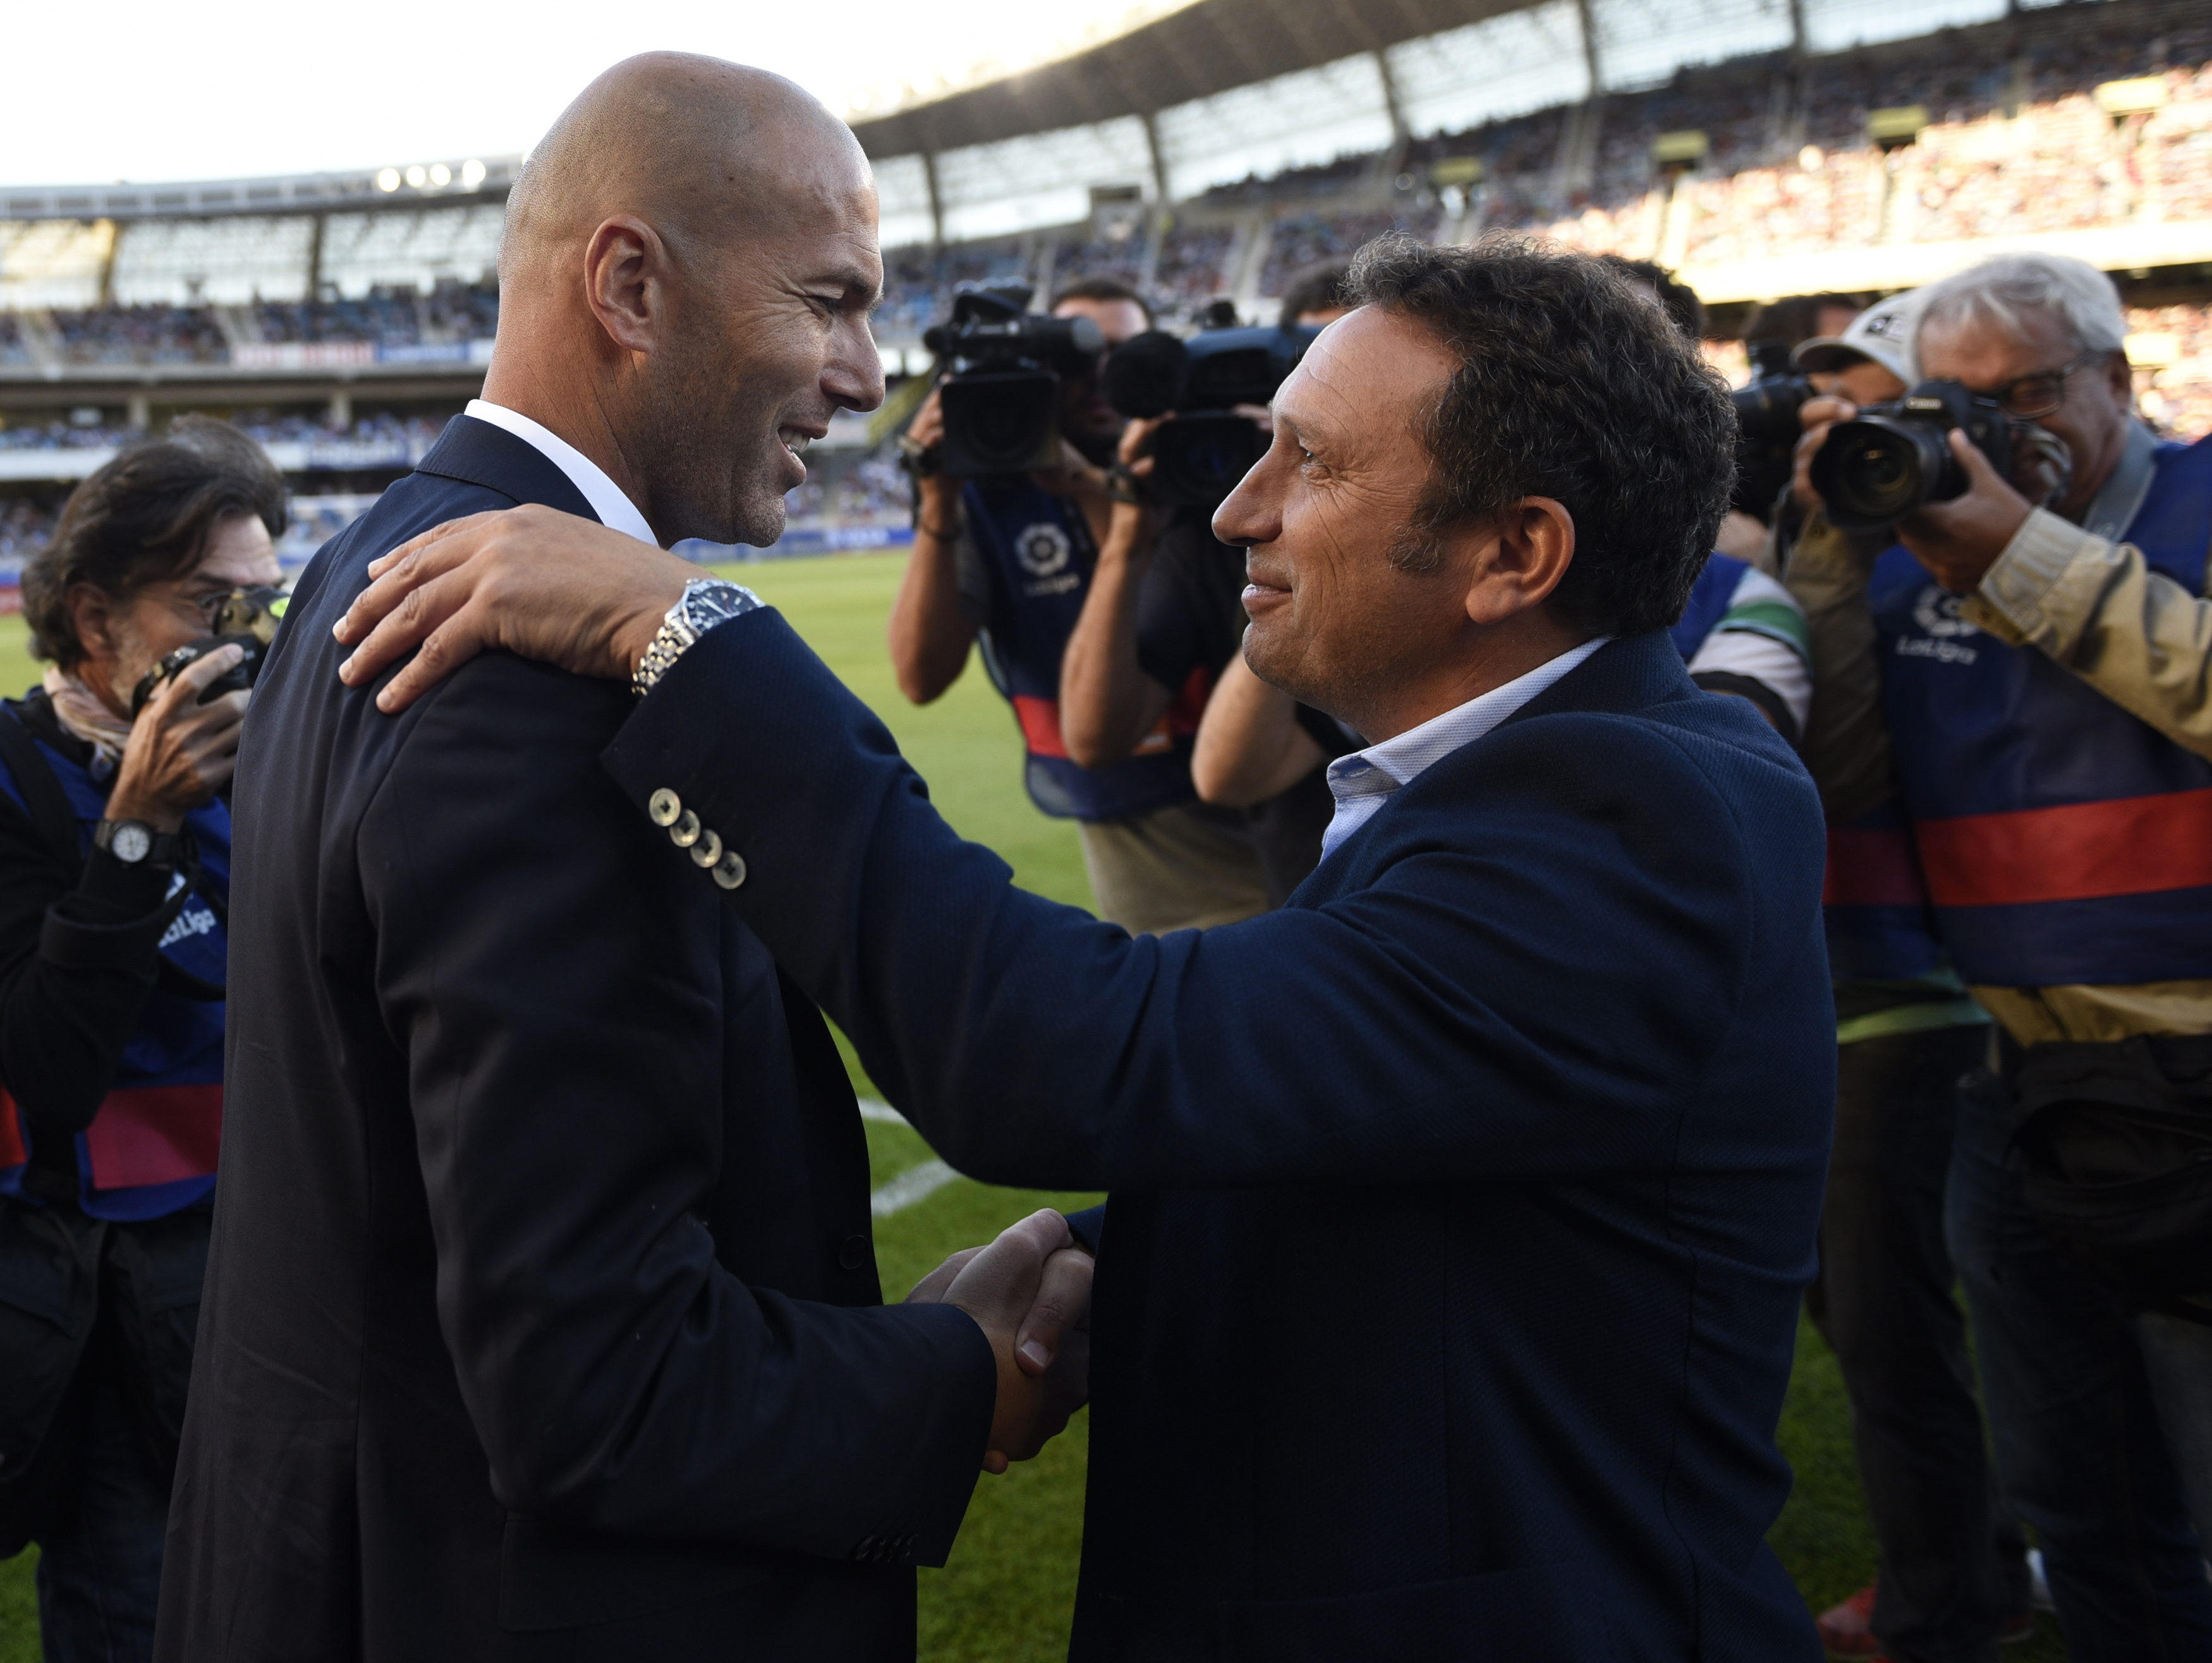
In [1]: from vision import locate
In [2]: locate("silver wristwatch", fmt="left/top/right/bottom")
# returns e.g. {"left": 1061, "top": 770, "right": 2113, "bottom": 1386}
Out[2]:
{"left": 632, "top": 578, "right": 762, "bottom": 698}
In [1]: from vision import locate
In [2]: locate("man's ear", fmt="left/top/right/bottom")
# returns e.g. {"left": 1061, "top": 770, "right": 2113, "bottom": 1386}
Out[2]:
{"left": 1463, "top": 496, "right": 1574, "bottom": 626}
{"left": 66, "top": 582, "right": 114, "bottom": 663}
{"left": 581, "top": 215, "right": 669, "bottom": 358}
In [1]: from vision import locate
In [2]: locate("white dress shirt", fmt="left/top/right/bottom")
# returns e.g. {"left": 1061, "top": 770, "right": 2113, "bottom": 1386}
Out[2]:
{"left": 464, "top": 399, "right": 659, "bottom": 548}
{"left": 1319, "top": 635, "right": 1612, "bottom": 861}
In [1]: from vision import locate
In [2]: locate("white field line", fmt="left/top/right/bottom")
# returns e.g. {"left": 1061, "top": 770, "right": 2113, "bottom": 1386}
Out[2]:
{"left": 872, "top": 1160, "right": 959, "bottom": 1218}
{"left": 858, "top": 1097, "right": 961, "bottom": 1217}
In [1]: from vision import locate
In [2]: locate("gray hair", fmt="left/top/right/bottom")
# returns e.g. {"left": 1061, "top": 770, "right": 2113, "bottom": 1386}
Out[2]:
{"left": 1916, "top": 252, "right": 2128, "bottom": 358}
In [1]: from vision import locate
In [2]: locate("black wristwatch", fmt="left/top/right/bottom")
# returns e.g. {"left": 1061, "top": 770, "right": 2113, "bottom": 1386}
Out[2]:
{"left": 94, "top": 818, "right": 183, "bottom": 868}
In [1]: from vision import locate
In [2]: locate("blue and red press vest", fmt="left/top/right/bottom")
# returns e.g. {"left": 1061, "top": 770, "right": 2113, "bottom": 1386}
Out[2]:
{"left": 1869, "top": 433, "right": 2212, "bottom": 989}
{"left": 0, "top": 726, "right": 228, "bottom": 1221}
{"left": 964, "top": 476, "right": 1210, "bottom": 821}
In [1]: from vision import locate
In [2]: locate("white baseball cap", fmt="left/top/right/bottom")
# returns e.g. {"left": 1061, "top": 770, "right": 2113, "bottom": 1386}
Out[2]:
{"left": 1792, "top": 289, "right": 1924, "bottom": 384}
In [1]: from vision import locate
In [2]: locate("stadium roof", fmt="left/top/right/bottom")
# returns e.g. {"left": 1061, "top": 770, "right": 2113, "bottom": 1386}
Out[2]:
{"left": 1, "top": 157, "right": 521, "bottom": 224}
{"left": 848, "top": 0, "right": 1557, "bottom": 157}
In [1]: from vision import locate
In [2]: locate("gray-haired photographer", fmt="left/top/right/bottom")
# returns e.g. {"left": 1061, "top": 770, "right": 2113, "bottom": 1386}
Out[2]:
{"left": 1786, "top": 251, "right": 2212, "bottom": 1661}
{"left": 0, "top": 417, "right": 283, "bottom": 1662}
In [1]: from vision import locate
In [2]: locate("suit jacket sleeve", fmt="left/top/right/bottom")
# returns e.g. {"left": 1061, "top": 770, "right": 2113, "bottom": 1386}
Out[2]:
{"left": 359, "top": 651, "right": 994, "bottom": 1563}
{"left": 603, "top": 612, "right": 1802, "bottom": 1194}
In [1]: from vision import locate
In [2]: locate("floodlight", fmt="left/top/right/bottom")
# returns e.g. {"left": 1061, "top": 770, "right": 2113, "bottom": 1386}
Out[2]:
{"left": 461, "top": 159, "right": 487, "bottom": 188}
{"left": 2097, "top": 77, "right": 2167, "bottom": 118}
{"left": 2127, "top": 330, "right": 2180, "bottom": 368}
{"left": 377, "top": 168, "right": 401, "bottom": 192}
{"left": 405, "top": 165, "right": 427, "bottom": 188}
{"left": 1867, "top": 106, "right": 1929, "bottom": 150}
{"left": 429, "top": 163, "right": 451, "bottom": 187}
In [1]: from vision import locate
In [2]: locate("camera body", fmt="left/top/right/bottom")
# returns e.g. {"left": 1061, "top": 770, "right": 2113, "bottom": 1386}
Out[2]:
{"left": 1729, "top": 373, "right": 1814, "bottom": 521}
{"left": 1809, "top": 380, "right": 2016, "bottom": 535}
{"left": 1102, "top": 323, "right": 1320, "bottom": 509}
{"left": 130, "top": 585, "right": 289, "bottom": 717}
{"left": 923, "top": 288, "right": 1107, "bottom": 478}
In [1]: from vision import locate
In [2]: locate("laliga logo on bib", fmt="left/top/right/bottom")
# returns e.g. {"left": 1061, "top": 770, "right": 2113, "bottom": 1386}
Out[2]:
{"left": 1912, "top": 585, "right": 1980, "bottom": 640}
{"left": 1015, "top": 522, "right": 1073, "bottom": 578}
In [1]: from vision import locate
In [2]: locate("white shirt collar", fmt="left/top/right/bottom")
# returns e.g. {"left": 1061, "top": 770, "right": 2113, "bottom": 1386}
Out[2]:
{"left": 463, "top": 399, "right": 659, "bottom": 548}
{"left": 1320, "top": 635, "right": 1612, "bottom": 860}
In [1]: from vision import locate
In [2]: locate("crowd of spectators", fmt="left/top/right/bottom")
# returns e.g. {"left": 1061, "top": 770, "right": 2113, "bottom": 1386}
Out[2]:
{"left": 254, "top": 279, "right": 498, "bottom": 348}
{"left": 49, "top": 303, "right": 227, "bottom": 366}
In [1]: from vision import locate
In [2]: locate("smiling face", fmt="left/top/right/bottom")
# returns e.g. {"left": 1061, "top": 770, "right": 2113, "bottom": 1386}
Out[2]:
{"left": 640, "top": 138, "right": 885, "bottom": 547}
{"left": 1212, "top": 306, "right": 1474, "bottom": 732}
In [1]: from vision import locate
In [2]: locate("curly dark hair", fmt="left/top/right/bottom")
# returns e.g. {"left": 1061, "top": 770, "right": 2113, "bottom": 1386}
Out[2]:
{"left": 1346, "top": 233, "right": 1735, "bottom": 637}
{"left": 23, "top": 416, "right": 286, "bottom": 667}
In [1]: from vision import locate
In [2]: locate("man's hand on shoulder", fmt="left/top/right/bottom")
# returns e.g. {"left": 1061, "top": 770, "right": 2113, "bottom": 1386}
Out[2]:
{"left": 906, "top": 1209, "right": 1093, "bottom": 1473}
{"left": 334, "top": 505, "right": 695, "bottom": 711}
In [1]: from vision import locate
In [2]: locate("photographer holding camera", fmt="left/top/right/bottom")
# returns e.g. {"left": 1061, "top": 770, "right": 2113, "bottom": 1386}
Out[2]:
{"left": 890, "top": 277, "right": 1278, "bottom": 932}
{"left": 0, "top": 417, "right": 281, "bottom": 1661}
{"left": 1786, "top": 252, "right": 2212, "bottom": 1659}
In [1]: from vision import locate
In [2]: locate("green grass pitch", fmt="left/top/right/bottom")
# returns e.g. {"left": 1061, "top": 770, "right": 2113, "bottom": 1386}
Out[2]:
{"left": 0, "top": 549, "right": 2068, "bottom": 1660}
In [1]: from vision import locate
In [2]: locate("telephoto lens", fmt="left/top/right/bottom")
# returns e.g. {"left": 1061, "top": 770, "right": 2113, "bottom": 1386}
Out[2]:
{"left": 1808, "top": 380, "right": 2014, "bottom": 536}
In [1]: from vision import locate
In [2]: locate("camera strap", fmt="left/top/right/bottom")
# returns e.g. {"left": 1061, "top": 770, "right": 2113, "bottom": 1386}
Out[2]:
{"left": 2082, "top": 420, "right": 2160, "bottom": 545}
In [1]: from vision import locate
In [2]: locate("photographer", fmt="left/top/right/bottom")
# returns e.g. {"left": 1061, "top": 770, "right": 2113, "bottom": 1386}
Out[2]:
{"left": 0, "top": 418, "right": 280, "bottom": 1662}
{"left": 890, "top": 277, "right": 1273, "bottom": 932}
{"left": 1785, "top": 252, "right": 2212, "bottom": 1658}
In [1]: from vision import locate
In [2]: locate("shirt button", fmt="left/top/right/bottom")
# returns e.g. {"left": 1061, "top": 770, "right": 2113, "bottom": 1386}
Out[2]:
{"left": 669, "top": 809, "right": 702, "bottom": 848}
{"left": 711, "top": 849, "right": 747, "bottom": 890}
{"left": 689, "top": 828, "right": 724, "bottom": 868}
{"left": 837, "top": 1233, "right": 869, "bottom": 1271}
{"left": 648, "top": 789, "right": 681, "bottom": 827}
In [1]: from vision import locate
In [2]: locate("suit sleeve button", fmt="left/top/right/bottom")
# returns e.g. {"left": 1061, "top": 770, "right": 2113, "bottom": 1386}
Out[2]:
{"left": 712, "top": 849, "right": 747, "bottom": 890}
{"left": 688, "top": 828, "right": 724, "bottom": 868}
{"left": 648, "top": 789, "right": 681, "bottom": 826}
{"left": 669, "top": 809, "right": 702, "bottom": 848}
{"left": 837, "top": 1233, "right": 870, "bottom": 1271}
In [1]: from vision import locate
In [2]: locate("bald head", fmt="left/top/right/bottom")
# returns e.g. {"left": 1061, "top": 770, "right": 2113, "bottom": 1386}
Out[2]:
{"left": 480, "top": 52, "right": 885, "bottom": 550}
{"left": 501, "top": 53, "right": 867, "bottom": 295}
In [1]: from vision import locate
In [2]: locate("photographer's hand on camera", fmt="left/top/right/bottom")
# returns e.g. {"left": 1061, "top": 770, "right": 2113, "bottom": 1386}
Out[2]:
{"left": 105, "top": 643, "right": 251, "bottom": 833}
{"left": 1790, "top": 394, "right": 1861, "bottom": 519}
{"left": 1895, "top": 430, "right": 2035, "bottom": 593}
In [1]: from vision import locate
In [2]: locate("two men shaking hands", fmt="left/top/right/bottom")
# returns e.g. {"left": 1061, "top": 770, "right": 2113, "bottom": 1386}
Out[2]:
{"left": 157, "top": 51, "right": 1837, "bottom": 1663}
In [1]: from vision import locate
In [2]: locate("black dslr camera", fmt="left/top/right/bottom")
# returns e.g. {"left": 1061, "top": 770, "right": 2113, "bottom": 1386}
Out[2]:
{"left": 130, "top": 585, "right": 289, "bottom": 717}
{"left": 1809, "top": 380, "right": 2015, "bottom": 535}
{"left": 921, "top": 287, "right": 1106, "bottom": 477}
{"left": 1101, "top": 322, "right": 1320, "bottom": 509}
{"left": 1729, "top": 370, "right": 1814, "bottom": 521}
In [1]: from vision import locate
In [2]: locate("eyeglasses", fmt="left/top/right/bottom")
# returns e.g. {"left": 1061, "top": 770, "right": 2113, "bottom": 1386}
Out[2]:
{"left": 1979, "top": 351, "right": 2103, "bottom": 420}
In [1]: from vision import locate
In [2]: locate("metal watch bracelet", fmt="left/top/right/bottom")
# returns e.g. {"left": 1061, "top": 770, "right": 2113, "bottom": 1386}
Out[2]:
{"left": 631, "top": 578, "right": 763, "bottom": 698}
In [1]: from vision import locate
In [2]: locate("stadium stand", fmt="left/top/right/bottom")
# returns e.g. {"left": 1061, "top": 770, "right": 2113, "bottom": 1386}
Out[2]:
{"left": 12, "top": 0, "right": 2212, "bottom": 579}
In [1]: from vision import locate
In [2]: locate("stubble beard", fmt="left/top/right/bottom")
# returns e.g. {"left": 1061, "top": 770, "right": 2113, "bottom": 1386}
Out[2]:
{"left": 631, "top": 334, "right": 792, "bottom": 549}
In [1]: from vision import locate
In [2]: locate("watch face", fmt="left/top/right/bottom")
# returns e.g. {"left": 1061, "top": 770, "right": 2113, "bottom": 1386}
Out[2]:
{"left": 112, "top": 823, "right": 151, "bottom": 863}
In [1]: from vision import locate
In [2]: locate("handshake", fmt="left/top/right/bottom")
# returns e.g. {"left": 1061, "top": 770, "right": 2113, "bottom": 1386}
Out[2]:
{"left": 906, "top": 1209, "right": 1094, "bottom": 1473}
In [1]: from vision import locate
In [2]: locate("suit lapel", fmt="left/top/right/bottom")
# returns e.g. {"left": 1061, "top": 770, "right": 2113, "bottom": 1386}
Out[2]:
{"left": 411, "top": 415, "right": 602, "bottom": 524}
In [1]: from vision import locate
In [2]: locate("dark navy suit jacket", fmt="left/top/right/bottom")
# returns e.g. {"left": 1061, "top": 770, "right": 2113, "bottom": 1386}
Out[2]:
{"left": 154, "top": 418, "right": 995, "bottom": 1663}
{"left": 603, "top": 617, "right": 1835, "bottom": 1662}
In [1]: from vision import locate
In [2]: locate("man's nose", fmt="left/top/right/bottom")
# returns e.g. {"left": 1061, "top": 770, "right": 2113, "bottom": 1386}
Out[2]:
{"left": 830, "top": 325, "right": 887, "bottom": 413}
{"left": 1212, "top": 469, "right": 1277, "bottom": 548}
